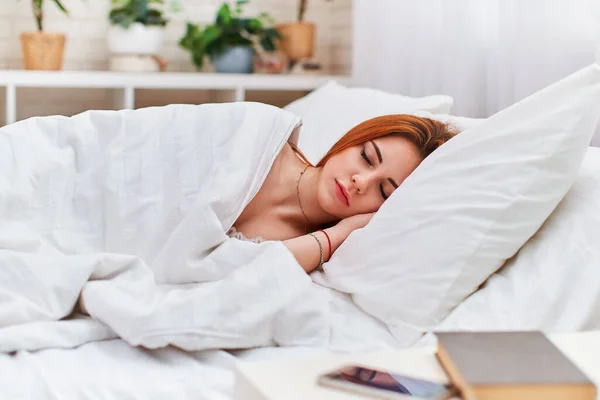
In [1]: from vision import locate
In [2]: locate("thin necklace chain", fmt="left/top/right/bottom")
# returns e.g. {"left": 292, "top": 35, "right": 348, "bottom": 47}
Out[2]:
{"left": 296, "top": 163, "right": 310, "bottom": 234}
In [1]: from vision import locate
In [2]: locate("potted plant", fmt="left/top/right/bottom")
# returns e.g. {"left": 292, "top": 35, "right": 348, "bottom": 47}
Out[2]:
{"left": 20, "top": 0, "right": 69, "bottom": 70}
{"left": 276, "top": 0, "right": 332, "bottom": 63}
{"left": 179, "top": 1, "right": 281, "bottom": 74}
{"left": 107, "top": 0, "right": 180, "bottom": 56}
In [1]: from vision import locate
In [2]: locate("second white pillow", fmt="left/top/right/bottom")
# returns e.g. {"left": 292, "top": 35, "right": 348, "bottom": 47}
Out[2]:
{"left": 284, "top": 81, "right": 454, "bottom": 165}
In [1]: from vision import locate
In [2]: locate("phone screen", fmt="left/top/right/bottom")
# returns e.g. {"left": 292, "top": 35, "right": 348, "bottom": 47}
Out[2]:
{"left": 321, "top": 366, "right": 452, "bottom": 398}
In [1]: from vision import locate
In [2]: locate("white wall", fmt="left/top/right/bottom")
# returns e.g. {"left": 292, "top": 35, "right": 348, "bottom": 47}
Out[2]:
{"left": 0, "top": 0, "right": 352, "bottom": 121}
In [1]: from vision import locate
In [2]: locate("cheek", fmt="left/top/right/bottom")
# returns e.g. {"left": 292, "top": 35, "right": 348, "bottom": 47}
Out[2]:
{"left": 364, "top": 198, "right": 385, "bottom": 213}
{"left": 325, "top": 153, "right": 354, "bottom": 176}
{"left": 350, "top": 194, "right": 383, "bottom": 216}
{"left": 316, "top": 175, "right": 334, "bottom": 210}
{"left": 316, "top": 175, "right": 350, "bottom": 218}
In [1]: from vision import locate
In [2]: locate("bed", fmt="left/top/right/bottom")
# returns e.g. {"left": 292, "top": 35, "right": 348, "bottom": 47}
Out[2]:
{"left": 2, "top": 67, "right": 600, "bottom": 399}
{"left": 4, "top": 144, "right": 600, "bottom": 400}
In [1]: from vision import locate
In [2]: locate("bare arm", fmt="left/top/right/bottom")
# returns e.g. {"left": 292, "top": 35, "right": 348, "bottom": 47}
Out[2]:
{"left": 283, "top": 213, "right": 374, "bottom": 273}
{"left": 283, "top": 228, "right": 342, "bottom": 273}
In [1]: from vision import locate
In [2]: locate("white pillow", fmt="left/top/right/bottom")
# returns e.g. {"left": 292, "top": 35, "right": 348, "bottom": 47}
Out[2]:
{"left": 313, "top": 64, "right": 600, "bottom": 346}
{"left": 433, "top": 147, "right": 600, "bottom": 334}
{"left": 284, "top": 81, "right": 454, "bottom": 165}
{"left": 425, "top": 113, "right": 485, "bottom": 133}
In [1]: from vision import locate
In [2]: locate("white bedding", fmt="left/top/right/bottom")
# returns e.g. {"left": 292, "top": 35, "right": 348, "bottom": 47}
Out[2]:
{"left": 4, "top": 143, "right": 600, "bottom": 400}
{"left": 2, "top": 103, "right": 600, "bottom": 399}
{"left": 0, "top": 338, "right": 342, "bottom": 400}
{"left": 1, "top": 340, "right": 235, "bottom": 400}
{"left": 0, "top": 289, "right": 394, "bottom": 400}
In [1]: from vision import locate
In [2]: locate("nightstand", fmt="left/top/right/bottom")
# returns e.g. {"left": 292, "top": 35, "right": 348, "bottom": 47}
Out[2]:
{"left": 234, "top": 331, "right": 600, "bottom": 400}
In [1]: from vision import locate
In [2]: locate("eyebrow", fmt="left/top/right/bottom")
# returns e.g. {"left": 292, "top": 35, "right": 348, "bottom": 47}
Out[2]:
{"left": 371, "top": 140, "right": 399, "bottom": 189}
{"left": 371, "top": 140, "right": 383, "bottom": 164}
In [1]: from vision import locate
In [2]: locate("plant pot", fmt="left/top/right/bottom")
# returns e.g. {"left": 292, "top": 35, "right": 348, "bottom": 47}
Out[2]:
{"left": 276, "top": 22, "right": 315, "bottom": 61}
{"left": 107, "top": 23, "right": 165, "bottom": 55}
{"left": 20, "top": 32, "right": 66, "bottom": 71}
{"left": 212, "top": 46, "right": 255, "bottom": 74}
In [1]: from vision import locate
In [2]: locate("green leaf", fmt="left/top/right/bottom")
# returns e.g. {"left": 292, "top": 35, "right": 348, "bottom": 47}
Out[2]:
{"left": 145, "top": 8, "right": 168, "bottom": 26}
{"left": 192, "top": 48, "right": 206, "bottom": 70}
{"left": 260, "top": 36, "right": 276, "bottom": 53}
{"left": 201, "top": 25, "right": 222, "bottom": 47}
{"left": 109, "top": 8, "right": 136, "bottom": 28}
{"left": 206, "top": 40, "right": 226, "bottom": 59}
{"left": 178, "top": 22, "right": 201, "bottom": 50}
{"left": 215, "top": 3, "right": 232, "bottom": 26}
{"left": 132, "top": 0, "right": 149, "bottom": 21}
{"left": 243, "top": 18, "right": 263, "bottom": 34}
{"left": 145, "top": 15, "right": 168, "bottom": 26}
{"left": 264, "top": 27, "right": 282, "bottom": 40}
{"left": 225, "top": 18, "right": 245, "bottom": 34}
{"left": 223, "top": 33, "right": 252, "bottom": 48}
{"left": 53, "top": 0, "right": 69, "bottom": 15}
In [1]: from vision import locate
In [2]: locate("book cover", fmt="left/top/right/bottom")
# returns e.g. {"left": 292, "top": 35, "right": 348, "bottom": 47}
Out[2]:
{"left": 435, "top": 331, "right": 596, "bottom": 400}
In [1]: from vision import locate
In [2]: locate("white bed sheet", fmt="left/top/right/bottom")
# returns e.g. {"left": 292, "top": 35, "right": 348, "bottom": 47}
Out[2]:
{"left": 0, "top": 340, "right": 235, "bottom": 400}
{"left": 0, "top": 340, "right": 350, "bottom": 400}
{"left": 0, "top": 288, "right": 395, "bottom": 400}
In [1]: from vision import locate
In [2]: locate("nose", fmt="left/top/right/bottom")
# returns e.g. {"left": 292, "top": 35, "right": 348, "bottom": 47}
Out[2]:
{"left": 352, "top": 173, "right": 370, "bottom": 194}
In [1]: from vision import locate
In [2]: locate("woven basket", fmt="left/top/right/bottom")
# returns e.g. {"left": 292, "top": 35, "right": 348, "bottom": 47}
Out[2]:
{"left": 20, "top": 32, "right": 66, "bottom": 71}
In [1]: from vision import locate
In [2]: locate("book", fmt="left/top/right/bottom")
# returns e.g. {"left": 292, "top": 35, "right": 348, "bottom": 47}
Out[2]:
{"left": 435, "top": 331, "right": 596, "bottom": 400}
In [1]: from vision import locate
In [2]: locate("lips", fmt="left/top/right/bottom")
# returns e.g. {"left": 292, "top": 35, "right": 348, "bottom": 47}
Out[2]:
{"left": 335, "top": 179, "right": 350, "bottom": 206}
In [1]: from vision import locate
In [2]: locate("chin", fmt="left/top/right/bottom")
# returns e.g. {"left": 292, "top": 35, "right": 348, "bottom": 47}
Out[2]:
{"left": 322, "top": 202, "right": 342, "bottom": 220}
{"left": 316, "top": 192, "right": 341, "bottom": 220}
{"left": 329, "top": 202, "right": 354, "bottom": 219}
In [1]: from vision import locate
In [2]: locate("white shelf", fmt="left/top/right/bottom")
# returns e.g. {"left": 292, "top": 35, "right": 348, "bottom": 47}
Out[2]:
{"left": 0, "top": 70, "right": 352, "bottom": 125}
{"left": 0, "top": 70, "right": 351, "bottom": 90}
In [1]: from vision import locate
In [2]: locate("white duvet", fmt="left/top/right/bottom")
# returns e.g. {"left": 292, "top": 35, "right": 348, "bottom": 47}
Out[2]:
{"left": 0, "top": 103, "right": 358, "bottom": 353}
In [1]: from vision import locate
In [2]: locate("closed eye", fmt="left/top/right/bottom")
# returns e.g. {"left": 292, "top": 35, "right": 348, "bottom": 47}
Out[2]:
{"left": 361, "top": 146, "right": 372, "bottom": 166}
{"left": 380, "top": 184, "right": 389, "bottom": 200}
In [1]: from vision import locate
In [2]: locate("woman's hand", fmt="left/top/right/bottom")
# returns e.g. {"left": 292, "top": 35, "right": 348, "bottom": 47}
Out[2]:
{"left": 335, "top": 212, "right": 376, "bottom": 239}
{"left": 283, "top": 212, "right": 375, "bottom": 274}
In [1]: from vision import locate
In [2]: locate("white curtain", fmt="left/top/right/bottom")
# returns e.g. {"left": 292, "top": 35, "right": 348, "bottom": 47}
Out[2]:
{"left": 353, "top": 0, "right": 600, "bottom": 125}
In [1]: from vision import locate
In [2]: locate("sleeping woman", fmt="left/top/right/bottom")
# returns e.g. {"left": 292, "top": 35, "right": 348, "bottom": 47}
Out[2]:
{"left": 0, "top": 104, "right": 455, "bottom": 353}
{"left": 230, "top": 114, "right": 455, "bottom": 273}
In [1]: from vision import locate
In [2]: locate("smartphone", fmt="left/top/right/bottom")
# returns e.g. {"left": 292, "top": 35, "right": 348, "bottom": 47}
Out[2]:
{"left": 318, "top": 365, "right": 457, "bottom": 400}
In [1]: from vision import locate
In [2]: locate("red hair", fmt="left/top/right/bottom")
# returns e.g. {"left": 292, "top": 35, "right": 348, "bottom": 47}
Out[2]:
{"left": 314, "top": 115, "right": 456, "bottom": 167}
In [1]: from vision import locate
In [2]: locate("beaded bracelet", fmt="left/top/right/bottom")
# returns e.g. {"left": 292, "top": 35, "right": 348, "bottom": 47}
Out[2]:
{"left": 307, "top": 232, "right": 324, "bottom": 271}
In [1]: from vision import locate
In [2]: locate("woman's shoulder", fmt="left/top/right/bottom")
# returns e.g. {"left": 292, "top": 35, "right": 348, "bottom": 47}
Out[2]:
{"left": 270, "top": 142, "right": 297, "bottom": 173}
